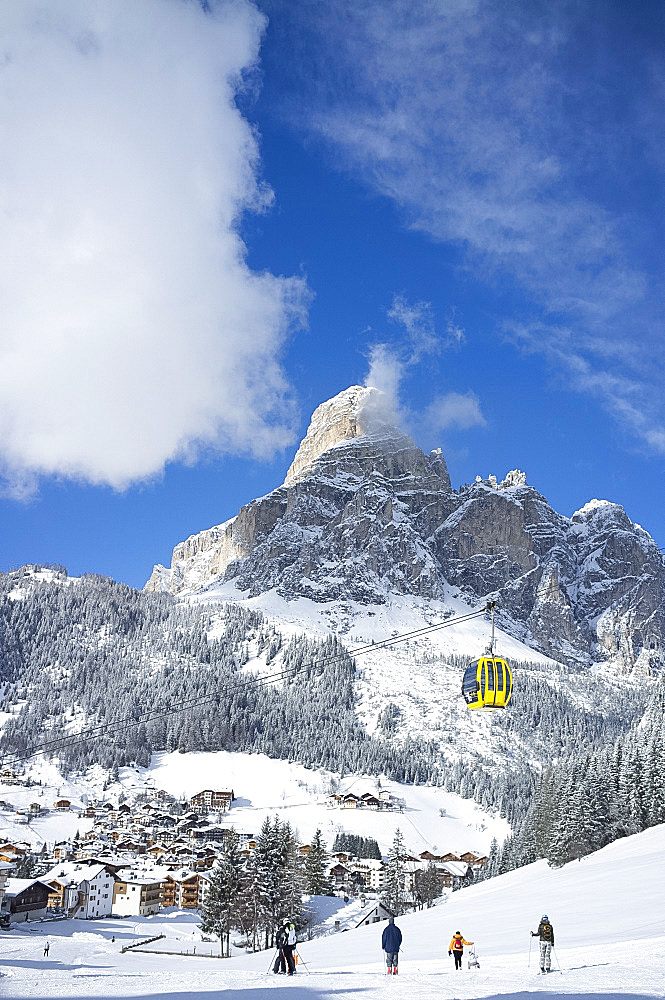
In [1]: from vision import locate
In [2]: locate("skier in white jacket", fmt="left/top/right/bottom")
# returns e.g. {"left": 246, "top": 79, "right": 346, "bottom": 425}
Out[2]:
{"left": 283, "top": 922, "right": 297, "bottom": 975}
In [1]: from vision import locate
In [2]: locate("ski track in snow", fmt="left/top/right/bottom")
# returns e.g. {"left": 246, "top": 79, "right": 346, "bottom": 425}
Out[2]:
{"left": 2, "top": 825, "right": 664, "bottom": 1000}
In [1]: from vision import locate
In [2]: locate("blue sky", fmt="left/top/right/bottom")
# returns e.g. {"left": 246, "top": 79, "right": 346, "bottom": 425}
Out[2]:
{"left": 1, "top": 0, "right": 665, "bottom": 588}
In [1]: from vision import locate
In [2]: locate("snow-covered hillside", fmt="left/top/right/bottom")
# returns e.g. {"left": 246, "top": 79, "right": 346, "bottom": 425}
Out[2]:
{"left": 2, "top": 823, "right": 663, "bottom": 999}
{"left": 0, "top": 750, "right": 509, "bottom": 858}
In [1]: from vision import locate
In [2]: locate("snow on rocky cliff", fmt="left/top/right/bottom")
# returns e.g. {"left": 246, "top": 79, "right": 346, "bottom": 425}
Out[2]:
{"left": 146, "top": 386, "right": 665, "bottom": 675}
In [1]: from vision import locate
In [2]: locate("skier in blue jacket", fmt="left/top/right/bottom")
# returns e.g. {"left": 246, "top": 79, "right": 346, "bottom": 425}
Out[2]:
{"left": 381, "top": 915, "right": 402, "bottom": 974}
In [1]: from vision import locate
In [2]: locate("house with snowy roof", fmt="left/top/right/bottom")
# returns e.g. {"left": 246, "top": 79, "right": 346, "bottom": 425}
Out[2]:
{"left": 0, "top": 842, "right": 28, "bottom": 862}
{"left": 44, "top": 861, "right": 117, "bottom": 919}
{"left": 438, "top": 860, "right": 470, "bottom": 889}
{"left": 2, "top": 878, "right": 53, "bottom": 923}
{"left": 354, "top": 899, "right": 393, "bottom": 927}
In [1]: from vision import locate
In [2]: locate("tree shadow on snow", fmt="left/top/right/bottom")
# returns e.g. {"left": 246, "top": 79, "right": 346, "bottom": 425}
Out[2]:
{"left": 0, "top": 958, "right": 113, "bottom": 973}
{"left": 42, "top": 990, "right": 367, "bottom": 1000}
{"left": 479, "top": 993, "right": 658, "bottom": 1000}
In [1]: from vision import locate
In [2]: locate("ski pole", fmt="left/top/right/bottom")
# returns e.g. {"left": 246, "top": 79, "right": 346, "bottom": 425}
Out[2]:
{"left": 295, "top": 949, "right": 311, "bottom": 975}
{"left": 552, "top": 946, "right": 562, "bottom": 973}
{"left": 266, "top": 949, "right": 278, "bottom": 974}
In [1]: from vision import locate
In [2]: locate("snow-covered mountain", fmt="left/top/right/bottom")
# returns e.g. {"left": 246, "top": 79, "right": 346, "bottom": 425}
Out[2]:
{"left": 147, "top": 385, "right": 665, "bottom": 675}
{"left": 3, "top": 384, "right": 663, "bottom": 849}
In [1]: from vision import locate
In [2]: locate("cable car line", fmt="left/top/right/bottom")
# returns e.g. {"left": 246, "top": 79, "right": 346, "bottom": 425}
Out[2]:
{"left": 1, "top": 605, "right": 492, "bottom": 767}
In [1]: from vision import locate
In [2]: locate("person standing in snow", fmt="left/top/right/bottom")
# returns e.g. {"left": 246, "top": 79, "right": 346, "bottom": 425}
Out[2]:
{"left": 282, "top": 921, "right": 297, "bottom": 975}
{"left": 43, "top": 941, "right": 50, "bottom": 957}
{"left": 531, "top": 914, "right": 554, "bottom": 973}
{"left": 381, "top": 915, "right": 402, "bottom": 974}
{"left": 448, "top": 931, "right": 473, "bottom": 970}
{"left": 273, "top": 924, "right": 287, "bottom": 974}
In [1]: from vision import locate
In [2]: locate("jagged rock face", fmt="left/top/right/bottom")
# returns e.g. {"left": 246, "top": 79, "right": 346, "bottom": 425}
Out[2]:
{"left": 146, "top": 387, "right": 665, "bottom": 673}
{"left": 147, "top": 387, "right": 453, "bottom": 601}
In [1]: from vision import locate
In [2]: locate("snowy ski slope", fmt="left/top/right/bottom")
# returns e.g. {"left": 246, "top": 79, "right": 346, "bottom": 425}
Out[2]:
{"left": 2, "top": 823, "right": 663, "bottom": 999}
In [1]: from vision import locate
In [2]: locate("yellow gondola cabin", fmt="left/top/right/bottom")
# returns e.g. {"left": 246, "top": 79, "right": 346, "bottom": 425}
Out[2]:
{"left": 462, "top": 655, "right": 512, "bottom": 710}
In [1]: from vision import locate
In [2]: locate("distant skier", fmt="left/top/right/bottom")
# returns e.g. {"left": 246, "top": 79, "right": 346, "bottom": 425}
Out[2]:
{"left": 381, "top": 915, "right": 402, "bottom": 974}
{"left": 531, "top": 914, "right": 554, "bottom": 973}
{"left": 283, "top": 921, "right": 297, "bottom": 975}
{"left": 273, "top": 924, "right": 287, "bottom": 974}
{"left": 448, "top": 931, "right": 473, "bottom": 970}
{"left": 43, "top": 941, "right": 50, "bottom": 957}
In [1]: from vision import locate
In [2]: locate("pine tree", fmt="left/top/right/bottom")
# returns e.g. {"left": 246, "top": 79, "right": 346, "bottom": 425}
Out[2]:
{"left": 304, "top": 829, "right": 330, "bottom": 895}
{"left": 382, "top": 828, "right": 408, "bottom": 916}
{"left": 199, "top": 834, "right": 244, "bottom": 957}
{"left": 413, "top": 863, "right": 441, "bottom": 908}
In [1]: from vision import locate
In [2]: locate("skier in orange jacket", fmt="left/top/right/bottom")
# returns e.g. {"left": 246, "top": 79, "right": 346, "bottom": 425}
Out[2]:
{"left": 448, "top": 931, "right": 473, "bottom": 970}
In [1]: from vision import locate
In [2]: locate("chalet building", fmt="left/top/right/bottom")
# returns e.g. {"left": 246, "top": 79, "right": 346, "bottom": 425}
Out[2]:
{"left": 53, "top": 842, "right": 75, "bottom": 861}
{"left": 45, "top": 862, "right": 117, "bottom": 919}
{"left": 354, "top": 899, "right": 393, "bottom": 927}
{"left": 327, "top": 788, "right": 399, "bottom": 811}
{"left": 348, "top": 858, "right": 387, "bottom": 891}
{"left": 192, "top": 853, "right": 217, "bottom": 872}
{"left": 1, "top": 878, "right": 53, "bottom": 923}
{"left": 115, "top": 840, "right": 145, "bottom": 855}
{"left": 161, "top": 869, "right": 199, "bottom": 909}
{"left": 112, "top": 873, "right": 162, "bottom": 917}
{"left": 54, "top": 799, "right": 72, "bottom": 811}
{"left": 437, "top": 860, "right": 470, "bottom": 889}
{"left": 328, "top": 863, "right": 351, "bottom": 888}
{"left": 0, "top": 860, "right": 12, "bottom": 915}
{"left": 189, "top": 790, "right": 235, "bottom": 815}
{"left": 460, "top": 852, "right": 488, "bottom": 868}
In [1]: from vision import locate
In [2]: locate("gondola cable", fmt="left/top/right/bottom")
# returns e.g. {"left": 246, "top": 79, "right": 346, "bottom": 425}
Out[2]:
{"left": 1, "top": 605, "right": 492, "bottom": 768}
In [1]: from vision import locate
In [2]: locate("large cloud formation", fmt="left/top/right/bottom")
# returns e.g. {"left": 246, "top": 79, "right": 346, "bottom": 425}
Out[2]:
{"left": 0, "top": 0, "right": 308, "bottom": 495}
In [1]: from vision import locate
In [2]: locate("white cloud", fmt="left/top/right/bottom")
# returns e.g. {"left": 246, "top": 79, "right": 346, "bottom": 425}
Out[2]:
{"left": 364, "top": 344, "right": 403, "bottom": 407}
{"left": 387, "top": 295, "right": 438, "bottom": 361}
{"left": 0, "top": 0, "right": 309, "bottom": 493}
{"left": 364, "top": 294, "right": 483, "bottom": 437}
{"left": 424, "top": 392, "right": 486, "bottom": 432}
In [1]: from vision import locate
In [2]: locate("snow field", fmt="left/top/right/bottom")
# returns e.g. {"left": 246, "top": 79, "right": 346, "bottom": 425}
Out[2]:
{"left": 2, "top": 824, "right": 663, "bottom": 999}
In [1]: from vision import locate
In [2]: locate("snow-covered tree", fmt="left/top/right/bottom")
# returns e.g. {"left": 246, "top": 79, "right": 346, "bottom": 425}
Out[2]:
{"left": 199, "top": 834, "right": 244, "bottom": 957}
{"left": 304, "top": 829, "right": 329, "bottom": 895}
{"left": 382, "top": 828, "right": 408, "bottom": 915}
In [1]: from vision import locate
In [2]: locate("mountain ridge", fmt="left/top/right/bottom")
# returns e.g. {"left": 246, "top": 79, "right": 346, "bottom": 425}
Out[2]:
{"left": 146, "top": 386, "right": 665, "bottom": 675}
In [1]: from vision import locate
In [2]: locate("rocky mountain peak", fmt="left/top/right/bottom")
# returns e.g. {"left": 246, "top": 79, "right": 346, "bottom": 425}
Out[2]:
{"left": 284, "top": 385, "right": 405, "bottom": 486}
{"left": 145, "top": 385, "right": 665, "bottom": 675}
